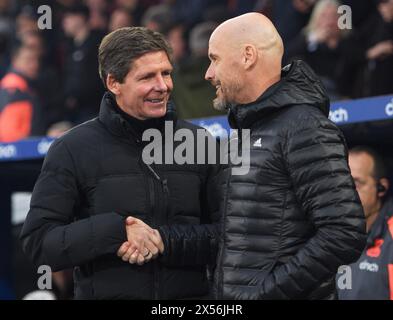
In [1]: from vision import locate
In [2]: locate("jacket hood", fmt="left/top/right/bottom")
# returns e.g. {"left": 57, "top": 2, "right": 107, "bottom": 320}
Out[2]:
{"left": 228, "top": 60, "right": 330, "bottom": 129}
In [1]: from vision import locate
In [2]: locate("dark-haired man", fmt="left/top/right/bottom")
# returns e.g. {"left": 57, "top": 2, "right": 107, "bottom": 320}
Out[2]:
{"left": 338, "top": 146, "right": 393, "bottom": 300}
{"left": 20, "top": 27, "right": 220, "bottom": 299}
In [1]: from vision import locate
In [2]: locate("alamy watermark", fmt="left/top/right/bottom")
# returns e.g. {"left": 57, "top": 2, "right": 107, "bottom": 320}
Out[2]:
{"left": 337, "top": 265, "right": 352, "bottom": 290}
{"left": 37, "top": 5, "right": 52, "bottom": 30}
{"left": 141, "top": 122, "right": 250, "bottom": 175}
{"left": 338, "top": 5, "right": 352, "bottom": 30}
{"left": 35, "top": 4, "right": 353, "bottom": 31}
{"left": 33, "top": 263, "right": 354, "bottom": 295}
{"left": 37, "top": 264, "right": 52, "bottom": 290}
{"left": 22, "top": 265, "right": 54, "bottom": 299}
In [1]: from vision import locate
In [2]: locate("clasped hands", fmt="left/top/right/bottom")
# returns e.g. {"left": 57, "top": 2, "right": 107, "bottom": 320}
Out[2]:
{"left": 117, "top": 217, "right": 164, "bottom": 265}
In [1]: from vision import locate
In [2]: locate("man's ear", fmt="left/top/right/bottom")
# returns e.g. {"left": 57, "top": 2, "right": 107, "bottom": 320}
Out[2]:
{"left": 243, "top": 44, "right": 258, "bottom": 70}
{"left": 106, "top": 74, "right": 120, "bottom": 95}
{"left": 378, "top": 178, "right": 389, "bottom": 197}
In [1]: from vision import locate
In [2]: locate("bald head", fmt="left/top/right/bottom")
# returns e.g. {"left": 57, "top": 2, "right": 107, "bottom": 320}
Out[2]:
{"left": 205, "top": 13, "right": 284, "bottom": 108}
{"left": 210, "top": 13, "right": 284, "bottom": 59}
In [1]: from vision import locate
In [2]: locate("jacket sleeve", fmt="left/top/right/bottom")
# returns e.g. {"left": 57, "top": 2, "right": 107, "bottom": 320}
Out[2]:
{"left": 20, "top": 138, "right": 127, "bottom": 272}
{"left": 157, "top": 163, "right": 221, "bottom": 267}
{"left": 258, "top": 112, "right": 367, "bottom": 299}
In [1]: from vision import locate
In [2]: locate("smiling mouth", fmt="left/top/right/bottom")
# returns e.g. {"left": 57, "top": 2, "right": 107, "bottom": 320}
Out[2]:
{"left": 145, "top": 98, "right": 165, "bottom": 104}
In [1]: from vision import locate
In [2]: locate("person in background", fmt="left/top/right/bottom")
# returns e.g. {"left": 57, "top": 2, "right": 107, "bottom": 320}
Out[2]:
{"left": 272, "top": 0, "right": 316, "bottom": 45}
{"left": 85, "top": 0, "right": 109, "bottom": 31}
{"left": 20, "top": 31, "right": 63, "bottom": 131}
{"left": 338, "top": 146, "right": 393, "bottom": 300}
{"left": 356, "top": 0, "right": 393, "bottom": 97}
{"left": 108, "top": 7, "right": 134, "bottom": 32}
{"left": 172, "top": 21, "right": 225, "bottom": 119}
{"left": 0, "top": 0, "right": 14, "bottom": 78}
{"left": 0, "top": 42, "right": 44, "bottom": 142}
{"left": 286, "top": 0, "right": 363, "bottom": 100}
{"left": 163, "top": 22, "right": 187, "bottom": 67}
{"left": 141, "top": 4, "right": 174, "bottom": 33}
{"left": 15, "top": 6, "right": 40, "bottom": 40}
{"left": 61, "top": 4, "right": 105, "bottom": 124}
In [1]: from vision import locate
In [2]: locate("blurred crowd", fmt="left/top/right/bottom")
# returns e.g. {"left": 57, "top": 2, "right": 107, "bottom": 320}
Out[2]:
{"left": 0, "top": 0, "right": 392, "bottom": 142}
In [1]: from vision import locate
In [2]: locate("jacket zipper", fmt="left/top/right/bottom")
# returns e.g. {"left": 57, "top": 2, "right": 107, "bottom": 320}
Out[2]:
{"left": 130, "top": 129, "right": 169, "bottom": 299}
{"left": 145, "top": 163, "right": 169, "bottom": 299}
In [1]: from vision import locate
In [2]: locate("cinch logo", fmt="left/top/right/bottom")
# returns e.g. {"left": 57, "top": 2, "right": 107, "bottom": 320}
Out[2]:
{"left": 329, "top": 107, "right": 349, "bottom": 123}
{"left": 385, "top": 99, "right": 393, "bottom": 117}
{"left": 37, "top": 140, "right": 53, "bottom": 155}
{"left": 359, "top": 260, "right": 379, "bottom": 272}
{"left": 0, "top": 144, "right": 17, "bottom": 159}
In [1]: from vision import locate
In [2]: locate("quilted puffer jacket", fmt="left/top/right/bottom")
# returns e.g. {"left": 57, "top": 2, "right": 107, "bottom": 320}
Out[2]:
{"left": 214, "top": 60, "right": 367, "bottom": 300}
{"left": 20, "top": 92, "right": 220, "bottom": 299}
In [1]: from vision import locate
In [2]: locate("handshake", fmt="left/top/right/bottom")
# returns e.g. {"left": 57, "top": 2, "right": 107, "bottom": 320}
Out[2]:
{"left": 117, "top": 217, "right": 164, "bottom": 265}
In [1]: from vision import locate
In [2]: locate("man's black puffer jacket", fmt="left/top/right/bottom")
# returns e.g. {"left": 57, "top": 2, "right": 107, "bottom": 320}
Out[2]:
{"left": 214, "top": 60, "right": 367, "bottom": 300}
{"left": 20, "top": 92, "right": 220, "bottom": 299}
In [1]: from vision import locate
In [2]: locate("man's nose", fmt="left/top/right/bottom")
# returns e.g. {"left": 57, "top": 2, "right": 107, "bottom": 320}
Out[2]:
{"left": 205, "top": 62, "right": 214, "bottom": 81}
{"left": 154, "top": 75, "right": 168, "bottom": 91}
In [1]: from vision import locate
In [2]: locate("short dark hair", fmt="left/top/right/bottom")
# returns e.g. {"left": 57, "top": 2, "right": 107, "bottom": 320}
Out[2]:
{"left": 98, "top": 27, "right": 172, "bottom": 88}
{"left": 349, "top": 146, "right": 387, "bottom": 180}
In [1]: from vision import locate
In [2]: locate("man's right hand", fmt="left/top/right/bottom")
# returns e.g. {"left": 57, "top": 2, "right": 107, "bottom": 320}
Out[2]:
{"left": 116, "top": 217, "right": 164, "bottom": 265}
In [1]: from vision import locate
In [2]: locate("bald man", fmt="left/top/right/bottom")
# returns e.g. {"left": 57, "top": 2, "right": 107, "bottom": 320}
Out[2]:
{"left": 206, "top": 13, "right": 367, "bottom": 299}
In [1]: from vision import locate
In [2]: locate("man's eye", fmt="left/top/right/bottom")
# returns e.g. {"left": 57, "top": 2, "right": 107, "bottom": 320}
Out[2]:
{"left": 354, "top": 181, "right": 364, "bottom": 189}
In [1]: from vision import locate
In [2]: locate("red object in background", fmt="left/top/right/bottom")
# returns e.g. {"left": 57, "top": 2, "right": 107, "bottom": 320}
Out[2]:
{"left": 388, "top": 216, "right": 393, "bottom": 239}
{"left": 366, "top": 238, "right": 384, "bottom": 258}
